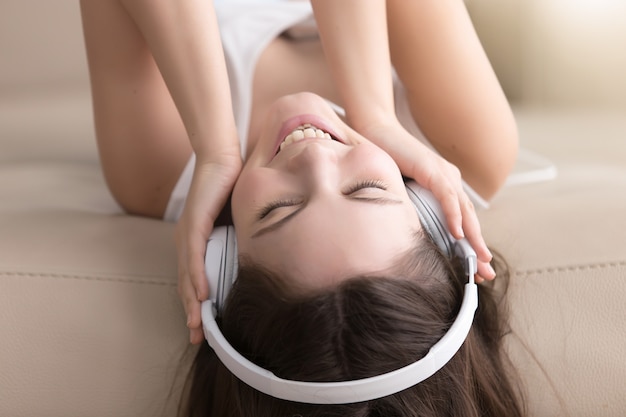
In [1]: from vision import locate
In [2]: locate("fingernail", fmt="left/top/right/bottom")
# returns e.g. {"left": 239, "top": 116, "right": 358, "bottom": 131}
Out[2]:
{"left": 186, "top": 315, "right": 191, "bottom": 327}
{"left": 457, "top": 226, "right": 465, "bottom": 238}
{"left": 488, "top": 263, "right": 496, "bottom": 278}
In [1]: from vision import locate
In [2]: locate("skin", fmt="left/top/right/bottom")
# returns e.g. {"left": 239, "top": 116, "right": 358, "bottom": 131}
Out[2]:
{"left": 232, "top": 93, "right": 422, "bottom": 291}
{"left": 80, "top": 1, "right": 240, "bottom": 347}
{"left": 80, "top": 0, "right": 516, "bottom": 343}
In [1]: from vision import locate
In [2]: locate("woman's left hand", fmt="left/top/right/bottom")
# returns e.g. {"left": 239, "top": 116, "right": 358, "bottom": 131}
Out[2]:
{"left": 175, "top": 153, "right": 242, "bottom": 344}
{"left": 357, "top": 119, "right": 495, "bottom": 283}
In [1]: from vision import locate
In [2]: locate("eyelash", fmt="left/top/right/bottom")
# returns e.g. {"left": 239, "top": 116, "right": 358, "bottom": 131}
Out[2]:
{"left": 257, "top": 198, "right": 301, "bottom": 220}
{"left": 257, "top": 179, "right": 388, "bottom": 220}
{"left": 344, "top": 179, "right": 388, "bottom": 194}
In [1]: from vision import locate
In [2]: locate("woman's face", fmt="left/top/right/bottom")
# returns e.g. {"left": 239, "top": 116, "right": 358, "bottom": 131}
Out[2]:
{"left": 232, "top": 93, "right": 421, "bottom": 291}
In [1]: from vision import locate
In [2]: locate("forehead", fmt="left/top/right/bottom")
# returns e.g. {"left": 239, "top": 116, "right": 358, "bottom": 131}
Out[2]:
{"left": 238, "top": 198, "right": 421, "bottom": 289}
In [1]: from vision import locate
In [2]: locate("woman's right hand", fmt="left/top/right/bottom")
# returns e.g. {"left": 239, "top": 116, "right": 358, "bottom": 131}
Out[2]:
{"left": 356, "top": 119, "right": 496, "bottom": 283}
{"left": 175, "top": 154, "right": 241, "bottom": 344}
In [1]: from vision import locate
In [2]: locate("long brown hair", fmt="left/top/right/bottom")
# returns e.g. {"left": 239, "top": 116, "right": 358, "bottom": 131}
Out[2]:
{"left": 178, "top": 235, "right": 525, "bottom": 417}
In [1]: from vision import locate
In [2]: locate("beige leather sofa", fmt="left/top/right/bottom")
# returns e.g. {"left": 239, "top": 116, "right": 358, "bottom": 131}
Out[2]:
{"left": 1, "top": 2, "right": 625, "bottom": 416}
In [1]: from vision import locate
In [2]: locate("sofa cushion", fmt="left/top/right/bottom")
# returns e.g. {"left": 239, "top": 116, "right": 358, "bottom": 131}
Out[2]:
{"left": 483, "top": 109, "right": 626, "bottom": 416}
{"left": 1, "top": 96, "right": 625, "bottom": 416}
{"left": 0, "top": 94, "right": 188, "bottom": 416}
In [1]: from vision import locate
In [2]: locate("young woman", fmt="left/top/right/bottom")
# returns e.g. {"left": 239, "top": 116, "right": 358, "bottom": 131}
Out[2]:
{"left": 80, "top": 0, "right": 522, "bottom": 415}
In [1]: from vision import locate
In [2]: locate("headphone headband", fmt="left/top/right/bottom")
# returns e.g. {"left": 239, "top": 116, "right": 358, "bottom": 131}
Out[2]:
{"left": 202, "top": 180, "right": 478, "bottom": 404}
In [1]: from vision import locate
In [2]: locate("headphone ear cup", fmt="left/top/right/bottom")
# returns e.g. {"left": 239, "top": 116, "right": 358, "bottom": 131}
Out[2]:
{"left": 221, "top": 225, "right": 238, "bottom": 312}
{"left": 204, "top": 225, "right": 238, "bottom": 315}
{"left": 404, "top": 180, "right": 454, "bottom": 257}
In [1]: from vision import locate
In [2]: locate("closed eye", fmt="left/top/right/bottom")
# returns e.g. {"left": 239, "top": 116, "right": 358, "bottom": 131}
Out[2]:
{"left": 252, "top": 180, "right": 404, "bottom": 238}
{"left": 257, "top": 180, "right": 388, "bottom": 220}
{"left": 343, "top": 179, "right": 388, "bottom": 195}
{"left": 256, "top": 198, "right": 301, "bottom": 220}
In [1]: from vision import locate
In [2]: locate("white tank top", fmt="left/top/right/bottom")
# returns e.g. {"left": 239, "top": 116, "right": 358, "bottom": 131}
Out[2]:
{"left": 164, "top": 0, "right": 492, "bottom": 221}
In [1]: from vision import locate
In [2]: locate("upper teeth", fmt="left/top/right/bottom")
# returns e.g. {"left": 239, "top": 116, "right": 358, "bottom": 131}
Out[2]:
{"left": 279, "top": 123, "right": 333, "bottom": 152}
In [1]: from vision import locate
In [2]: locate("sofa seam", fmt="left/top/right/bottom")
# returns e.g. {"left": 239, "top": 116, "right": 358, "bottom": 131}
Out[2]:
{"left": 4, "top": 261, "right": 624, "bottom": 284}
{"left": 0, "top": 270, "right": 176, "bottom": 287}
{"left": 514, "top": 260, "right": 626, "bottom": 277}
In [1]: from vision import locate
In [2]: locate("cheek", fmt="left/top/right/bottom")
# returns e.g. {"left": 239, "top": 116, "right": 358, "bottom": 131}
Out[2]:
{"left": 231, "top": 168, "right": 266, "bottom": 227}
{"left": 350, "top": 145, "right": 403, "bottom": 180}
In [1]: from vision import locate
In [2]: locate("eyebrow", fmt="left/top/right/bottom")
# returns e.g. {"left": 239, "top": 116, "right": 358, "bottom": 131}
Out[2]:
{"left": 251, "top": 196, "right": 404, "bottom": 239}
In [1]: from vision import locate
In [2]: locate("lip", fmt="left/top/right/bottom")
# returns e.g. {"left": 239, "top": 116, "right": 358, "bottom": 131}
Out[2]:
{"left": 272, "top": 114, "right": 344, "bottom": 158}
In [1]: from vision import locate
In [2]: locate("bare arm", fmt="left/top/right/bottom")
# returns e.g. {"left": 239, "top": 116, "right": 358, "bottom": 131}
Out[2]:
{"left": 386, "top": 0, "right": 518, "bottom": 199}
{"left": 309, "top": 0, "right": 395, "bottom": 129}
{"left": 308, "top": 1, "right": 420, "bottom": 182}
{"left": 120, "top": 0, "right": 240, "bottom": 161}
{"left": 310, "top": 0, "right": 494, "bottom": 280}
{"left": 117, "top": 0, "right": 241, "bottom": 343}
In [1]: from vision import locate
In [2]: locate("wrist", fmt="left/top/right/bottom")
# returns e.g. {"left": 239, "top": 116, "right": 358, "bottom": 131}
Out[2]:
{"left": 192, "top": 133, "right": 241, "bottom": 164}
{"left": 194, "top": 151, "right": 242, "bottom": 178}
{"left": 350, "top": 113, "right": 403, "bottom": 141}
{"left": 355, "top": 120, "right": 432, "bottom": 180}
{"left": 346, "top": 107, "right": 400, "bottom": 136}
{"left": 185, "top": 154, "right": 242, "bottom": 225}
{"left": 187, "top": 115, "right": 240, "bottom": 158}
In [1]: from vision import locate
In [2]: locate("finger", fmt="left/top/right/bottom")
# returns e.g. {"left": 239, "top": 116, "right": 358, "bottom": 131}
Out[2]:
{"left": 432, "top": 182, "right": 464, "bottom": 239}
{"left": 189, "top": 327, "right": 205, "bottom": 345}
{"left": 182, "top": 222, "right": 210, "bottom": 301}
{"left": 405, "top": 152, "right": 462, "bottom": 238}
{"left": 185, "top": 294, "right": 203, "bottom": 328}
{"left": 422, "top": 163, "right": 466, "bottom": 239}
{"left": 477, "top": 260, "right": 496, "bottom": 281}
{"left": 178, "top": 263, "right": 205, "bottom": 344}
{"left": 179, "top": 274, "right": 202, "bottom": 329}
{"left": 459, "top": 196, "right": 492, "bottom": 263}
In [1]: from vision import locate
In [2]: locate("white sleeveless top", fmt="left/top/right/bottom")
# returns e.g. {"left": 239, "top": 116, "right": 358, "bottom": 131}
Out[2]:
{"left": 164, "top": 0, "right": 491, "bottom": 222}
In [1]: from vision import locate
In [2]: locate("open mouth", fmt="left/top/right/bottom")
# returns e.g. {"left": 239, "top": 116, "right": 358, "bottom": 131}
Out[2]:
{"left": 276, "top": 123, "right": 341, "bottom": 155}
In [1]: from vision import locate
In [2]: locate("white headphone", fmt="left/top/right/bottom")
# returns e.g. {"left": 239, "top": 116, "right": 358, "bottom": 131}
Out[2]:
{"left": 202, "top": 180, "right": 478, "bottom": 404}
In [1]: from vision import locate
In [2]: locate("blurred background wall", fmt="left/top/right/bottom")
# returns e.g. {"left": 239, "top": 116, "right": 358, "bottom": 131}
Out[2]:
{"left": 0, "top": 1, "right": 88, "bottom": 96}
{"left": 469, "top": 0, "right": 626, "bottom": 108}
{"left": 1, "top": 0, "right": 625, "bottom": 109}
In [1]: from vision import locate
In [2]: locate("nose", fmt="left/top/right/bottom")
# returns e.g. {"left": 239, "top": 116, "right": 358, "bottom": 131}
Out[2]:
{"left": 286, "top": 141, "right": 341, "bottom": 190}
